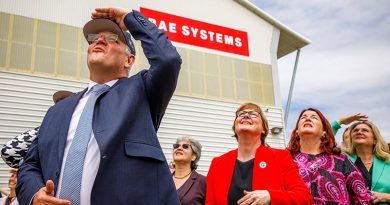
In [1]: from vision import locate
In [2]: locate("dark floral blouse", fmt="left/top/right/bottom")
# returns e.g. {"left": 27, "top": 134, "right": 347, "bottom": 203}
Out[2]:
{"left": 293, "top": 151, "right": 372, "bottom": 205}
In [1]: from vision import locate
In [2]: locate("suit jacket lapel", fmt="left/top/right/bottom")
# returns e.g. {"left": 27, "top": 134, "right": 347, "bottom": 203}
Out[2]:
{"left": 222, "top": 150, "right": 238, "bottom": 200}
{"left": 92, "top": 79, "right": 124, "bottom": 150}
{"left": 57, "top": 90, "right": 86, "bottom": 162}
{"left": 212, "top": 149, "right": 237, "bottom": 204}
{"left": 371, "top": 155, "right": 385, "bottom": 190}
{"left": 348, "top": 154, "right": 357, "bottom": 163}
{"left": 252, "top": 146, "right": 275, "bottom": 190}
{"left": 178, "top": 171, "right": 196, "bottom": 201}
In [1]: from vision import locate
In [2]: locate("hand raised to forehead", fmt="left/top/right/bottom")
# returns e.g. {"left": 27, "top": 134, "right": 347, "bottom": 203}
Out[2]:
{"left": 91, "top": 7, "right": 131, "bottom": 30}
{"left": 338, "top": 113, "right": 368, "bottom": 125}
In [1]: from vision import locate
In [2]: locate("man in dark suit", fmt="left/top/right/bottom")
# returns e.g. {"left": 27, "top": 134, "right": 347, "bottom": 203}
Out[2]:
{"left": 16, "top": 7, "right": 181, "bottom": 205}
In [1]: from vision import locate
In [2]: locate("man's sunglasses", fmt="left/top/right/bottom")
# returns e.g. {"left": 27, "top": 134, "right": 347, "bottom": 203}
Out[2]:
{"left": 173, "top": 143, "right": 191, "bottom": 150}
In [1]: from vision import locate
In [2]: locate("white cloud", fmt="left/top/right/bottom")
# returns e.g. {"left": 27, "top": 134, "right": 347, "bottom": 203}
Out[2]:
{"left": 251, "top": 0, "right": 390, "bottom": 144}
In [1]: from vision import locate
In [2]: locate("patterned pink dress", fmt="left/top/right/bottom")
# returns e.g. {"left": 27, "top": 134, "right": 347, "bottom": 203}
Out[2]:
{"left": 293, "top": 152, "right": 372, "bottom": 205}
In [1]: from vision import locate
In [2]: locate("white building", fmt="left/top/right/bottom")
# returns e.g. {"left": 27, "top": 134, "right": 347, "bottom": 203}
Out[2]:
{"left": 0, "top": 0, "right": 309, "bottom": 187}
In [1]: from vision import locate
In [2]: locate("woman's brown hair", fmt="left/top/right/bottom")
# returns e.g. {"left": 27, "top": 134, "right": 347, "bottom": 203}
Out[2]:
{"left": 287, "top": 108, "right": 340, "bottom": 155}
{"left": 232, "top": 102, "right": 269, "bottom": 145}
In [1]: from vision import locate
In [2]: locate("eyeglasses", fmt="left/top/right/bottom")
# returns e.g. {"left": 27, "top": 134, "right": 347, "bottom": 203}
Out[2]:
{"left": 87, "top": 34, "right": 119, "bottom": 43}
{"left": 173, "top": 143, "right": 191, "bottom": 150}
{"left": 236, "top": 110, "right": 260, "bottom": 118}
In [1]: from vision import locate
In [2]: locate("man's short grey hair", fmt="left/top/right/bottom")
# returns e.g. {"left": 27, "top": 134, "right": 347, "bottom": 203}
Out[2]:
{"left": 125, "top": 46, "right": 132, "bottom": 55}
{"left": 176, "top": 136, "right": 202, "bottom": 170}
{"left": 124, "top": 46, "right": 133, "bottom": 75}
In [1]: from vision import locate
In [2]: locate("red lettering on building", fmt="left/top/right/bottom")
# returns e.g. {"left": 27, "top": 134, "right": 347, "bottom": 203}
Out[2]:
{"left": 140, "top": 7, "right": 249, "bottom": 56}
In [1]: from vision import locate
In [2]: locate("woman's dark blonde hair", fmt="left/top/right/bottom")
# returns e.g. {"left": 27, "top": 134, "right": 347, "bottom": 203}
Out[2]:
{"left": 232, "top": 102, "right": 269, "bottom": 145}
{"left": 345, "top": 121, "right": 390, "bottom": 162}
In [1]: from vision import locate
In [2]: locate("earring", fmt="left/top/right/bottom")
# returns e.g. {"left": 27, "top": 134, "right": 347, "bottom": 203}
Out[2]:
{"left": 295, "top": 130, "right": 300, "bottom": 140}
{"left": 322, "top": 131, "right": 326, "bottom": 139}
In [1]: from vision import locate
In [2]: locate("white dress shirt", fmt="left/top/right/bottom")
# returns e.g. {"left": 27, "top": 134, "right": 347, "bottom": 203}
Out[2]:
{"left": 56, "top": 80, "right": 117, "bottom": 205}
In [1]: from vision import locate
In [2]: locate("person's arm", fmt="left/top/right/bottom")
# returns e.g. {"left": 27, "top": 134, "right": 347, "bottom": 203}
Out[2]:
{"left": 331, "top": 120, "right": 342, "bottom": 135}
{"left": 15, "top": 107, "right": 54, "bottom": 204}
{"left": 15, "top": 136, "right": 44, "bottom": 204}
{"left": 1, "top": 127, "right": 39, "bottom": 168}
{"left": 16, "top": 130, "right": 71, "bottom": 205}
{"left": 267, "top": 150, "right": 312, "bottom": 205}
{"left": 91, "top": 7, "right": 181, "bottom": 129}
{"left": 199, "top": 174, "right": 207, "bottom": 204}
{"left": 372, "top": 191, "right": 390, "bottom": 204}
{"left": 237, "top": 190, "right": 270, "bottom": 205}
{"left": 0, "top": 187, "right": 9, "bottom": 196}
{"left": 337, "top": 113, "right": 368, "bottom": 125}
{"left": 332, "top": 113, "right": 368, "bottom": 135}
{"left": 31, "top": 180, "right": 71, "bottom": 205}
{"left": 124, "top": 10, "right": 181, "bottom": 127}
{"left": 205, "top": 158, "right": 218, "bottom": 205}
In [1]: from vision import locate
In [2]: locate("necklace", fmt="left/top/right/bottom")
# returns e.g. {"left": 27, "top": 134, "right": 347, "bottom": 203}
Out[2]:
{"left": 173, "top": 171, "right": 192, "bottom": 179}
{"left": 363, "top": 161, "right": 373, "bottom": 165}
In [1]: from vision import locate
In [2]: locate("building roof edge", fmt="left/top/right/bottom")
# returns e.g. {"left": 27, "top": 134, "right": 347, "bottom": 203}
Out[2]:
{"left": 235, "top": 0, "right": 311, "bottom": 57}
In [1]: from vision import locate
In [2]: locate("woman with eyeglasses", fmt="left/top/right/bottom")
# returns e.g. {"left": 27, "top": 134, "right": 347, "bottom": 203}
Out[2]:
{"left": 206, "top": 102, "right": 311, "bottom": 205}
{"left": 287, "top": 108, "right": 372, "bottom": 204}
{"left": 172, "top": 137, "right": 206, "bottom": 205}
{"left": 345, "top": 121, "right": 390, "bottom": 204}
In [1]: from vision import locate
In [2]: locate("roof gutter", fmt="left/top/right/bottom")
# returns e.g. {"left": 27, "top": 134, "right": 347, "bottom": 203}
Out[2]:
{"left": 234, "top": 0, "right": 311, "bottom": 47}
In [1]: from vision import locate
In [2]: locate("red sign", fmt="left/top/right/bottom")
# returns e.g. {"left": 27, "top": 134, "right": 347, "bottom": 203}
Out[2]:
{"left": 140, "top": 7, "right": 249, "bottom": 56}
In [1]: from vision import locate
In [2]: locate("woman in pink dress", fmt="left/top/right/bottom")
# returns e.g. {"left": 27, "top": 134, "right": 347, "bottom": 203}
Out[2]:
{"left": 287, "top": 108, "right": 372, "bottom": 204}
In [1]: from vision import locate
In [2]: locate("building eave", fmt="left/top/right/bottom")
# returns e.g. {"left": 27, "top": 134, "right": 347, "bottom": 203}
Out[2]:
{"left": 235, "top": 0, "right": 311, "bottom": 58}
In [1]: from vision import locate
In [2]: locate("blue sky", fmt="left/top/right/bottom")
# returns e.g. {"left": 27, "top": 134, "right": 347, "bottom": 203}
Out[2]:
{"left": 250, "top": 0, "right": 390, "bottom": 145}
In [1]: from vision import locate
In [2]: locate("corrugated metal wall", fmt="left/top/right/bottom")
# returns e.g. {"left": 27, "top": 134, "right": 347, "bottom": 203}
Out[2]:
{"left": 0, "top": 71, "right": 285, "bottom": 188}
{"left": 0, "top": 71, "right": 86, "bottom": 189}
{"left": 161, "top": 96, "right": 286, "bottom": 175}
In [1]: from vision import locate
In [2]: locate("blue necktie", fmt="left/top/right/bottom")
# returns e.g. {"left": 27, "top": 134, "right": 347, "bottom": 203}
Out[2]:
{"left": 59, "top": 84, "right": 109, "bottom": 204}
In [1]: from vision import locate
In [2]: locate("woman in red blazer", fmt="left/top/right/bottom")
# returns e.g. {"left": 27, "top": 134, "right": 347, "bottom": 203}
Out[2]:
{"left": 206, "top": 103, "right": 311, "bottom": 205}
